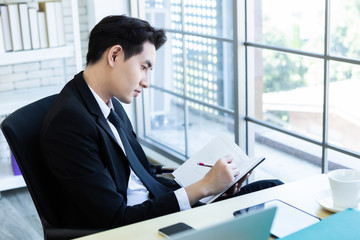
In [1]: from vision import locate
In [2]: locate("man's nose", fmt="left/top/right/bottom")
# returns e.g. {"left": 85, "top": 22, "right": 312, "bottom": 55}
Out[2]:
{"left": 141, "top": 73, "right": 150, "bottom": 88}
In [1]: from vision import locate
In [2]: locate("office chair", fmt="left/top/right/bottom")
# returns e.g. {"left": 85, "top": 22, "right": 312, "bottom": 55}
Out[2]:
{"left": 1, "top": 94, "right": 102, "bottom": 240}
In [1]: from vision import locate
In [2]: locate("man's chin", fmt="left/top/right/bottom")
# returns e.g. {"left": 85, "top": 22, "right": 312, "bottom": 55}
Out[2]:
{"left": 114, "top": 96, "right": 132, "bottom": 104}
{"left": 121, "top": 100, "right": 132, "bottom": 104}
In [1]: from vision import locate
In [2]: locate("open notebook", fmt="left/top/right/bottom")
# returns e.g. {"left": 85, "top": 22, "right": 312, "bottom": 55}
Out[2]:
{"left": 172, "top": 133, "right": 265, "bottom": 204}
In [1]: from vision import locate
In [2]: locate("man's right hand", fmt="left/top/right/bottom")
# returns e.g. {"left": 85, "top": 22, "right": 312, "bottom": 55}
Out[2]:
{"left": 184, "top": 155, "right": 240, "bottom": 205}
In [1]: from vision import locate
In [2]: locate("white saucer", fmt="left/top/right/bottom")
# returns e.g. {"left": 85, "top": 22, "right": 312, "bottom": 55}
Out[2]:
{"left": 317, "top": 196, "right": 360, "bottom": 213}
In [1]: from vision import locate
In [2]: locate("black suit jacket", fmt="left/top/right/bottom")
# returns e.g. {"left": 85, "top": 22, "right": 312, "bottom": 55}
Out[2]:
{"left": 40, "top": 72, "right": 181, "bottom": 228}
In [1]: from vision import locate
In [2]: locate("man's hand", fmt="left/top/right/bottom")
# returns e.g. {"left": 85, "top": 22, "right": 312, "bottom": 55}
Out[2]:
{"left": 222, "top": 171, "right": 252, "bottom": 197}
{"left": 184, "top": 155, "right": 240, "bottom": 205}
{"left": 202, "top": 155, "right": 240, "bottom": 194}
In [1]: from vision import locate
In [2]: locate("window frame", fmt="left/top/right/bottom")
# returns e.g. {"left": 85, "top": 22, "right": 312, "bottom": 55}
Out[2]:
{"left": 132, "top": 0, "right": 360, "bottom": 171}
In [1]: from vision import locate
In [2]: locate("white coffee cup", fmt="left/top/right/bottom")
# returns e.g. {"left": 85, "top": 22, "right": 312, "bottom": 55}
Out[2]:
{"left": 328, "top": 169, "right": 360, "bottom": 209}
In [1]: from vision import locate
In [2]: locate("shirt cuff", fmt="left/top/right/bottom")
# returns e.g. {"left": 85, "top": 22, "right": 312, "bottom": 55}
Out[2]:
{"left": 174, "top": 188, "right": 191, "bottom": 211}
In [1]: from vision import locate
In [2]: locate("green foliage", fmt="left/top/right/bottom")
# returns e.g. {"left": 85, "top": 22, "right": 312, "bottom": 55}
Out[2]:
{"left": 263, "top": 27, "right": 308, "bottom": 93}
{"left": 263, "top": 0, "right": 360, "bottom": 91}
{"left": 263, "top": 52, "right": 307, "bottom": 92}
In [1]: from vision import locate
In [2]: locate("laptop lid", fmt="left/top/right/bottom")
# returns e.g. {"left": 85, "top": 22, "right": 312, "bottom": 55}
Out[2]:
{"left": 171, "top": 206, "right": 277, "bottom": 240}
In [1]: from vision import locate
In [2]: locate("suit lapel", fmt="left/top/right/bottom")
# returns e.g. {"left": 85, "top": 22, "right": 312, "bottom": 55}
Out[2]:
{"left": 72, "top": 72, "right": 150, "bottom": 171}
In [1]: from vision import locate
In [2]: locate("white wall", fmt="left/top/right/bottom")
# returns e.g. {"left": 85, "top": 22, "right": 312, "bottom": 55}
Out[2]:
{"left": 0, "top": 0, "right": 134, "bottom": 164}
{"left": 87, "top": 0, "right": 130, "bottom": 31}
{"left": 0, "top": 0, "right": 77, "bottom": 93}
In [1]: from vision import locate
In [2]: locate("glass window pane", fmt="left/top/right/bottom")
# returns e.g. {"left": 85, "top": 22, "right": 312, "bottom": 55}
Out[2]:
{"left": 251, "top": 123, "right": 322, "bottom": 183}
{"left": 187, "top": 103, "right": 234, "bottom": 156}
{"left": 185, "top": 36, "right": 234, "bottom": 110}
{"left": 150, "top": 32, "right": 183, "bottom": 96}
{"left": 328, "top": 149, "right": 360, "bottom": 171}
{"left": 144, "top": 0, "right": 182, "bottom": 31}
{"left": 248, "top": 0, "right": 324, "bottom": 53}
{"left": 328, "top": 61, "right": 360, "bottom": 154}
{"left": 143, "top": 89, "right": 185, "bottom": 154}
{"left": 184, "top": 0, "right": 233, "bottom": 39}
{"left": 250, "top": 48, "right": 324, "bottom": 140}
{"left": 330, "top": 0, "right": 360, "bottom": 59}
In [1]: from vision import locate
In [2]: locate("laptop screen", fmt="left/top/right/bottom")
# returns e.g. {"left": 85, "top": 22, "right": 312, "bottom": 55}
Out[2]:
{"left": 170, "top": 206, "right": 276, "bottom": 240}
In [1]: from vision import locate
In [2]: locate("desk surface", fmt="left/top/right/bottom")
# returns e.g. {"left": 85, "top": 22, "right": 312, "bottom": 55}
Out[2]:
{"left": 76, "top": 174, "right": 332, "bottom": 240}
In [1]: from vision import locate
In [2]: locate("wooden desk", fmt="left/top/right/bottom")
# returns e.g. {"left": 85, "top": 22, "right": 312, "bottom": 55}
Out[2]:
{"left": 76, "top": 174, "right": 332, "bottom": 240}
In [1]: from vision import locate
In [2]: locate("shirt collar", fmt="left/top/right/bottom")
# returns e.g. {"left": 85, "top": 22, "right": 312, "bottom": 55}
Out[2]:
{"left": 88, "top": 86, "right": 113, "bottom": 119}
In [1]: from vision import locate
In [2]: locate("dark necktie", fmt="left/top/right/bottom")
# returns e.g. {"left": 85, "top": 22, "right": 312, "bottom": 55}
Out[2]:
{"left": 108, "top": 109, "right": 170, "bottom": 197}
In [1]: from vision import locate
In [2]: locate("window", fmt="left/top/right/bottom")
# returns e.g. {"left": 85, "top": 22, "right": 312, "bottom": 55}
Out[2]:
{"left": 135, "top": 0, "right": 360, "bottom": 182}
{"left": 137, "top": 0, "right": 235, "bottom": 159}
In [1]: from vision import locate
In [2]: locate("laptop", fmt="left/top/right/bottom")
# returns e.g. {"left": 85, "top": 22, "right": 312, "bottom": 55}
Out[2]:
{"left": 171, "top": 206, "right": 277, "bottom": 240}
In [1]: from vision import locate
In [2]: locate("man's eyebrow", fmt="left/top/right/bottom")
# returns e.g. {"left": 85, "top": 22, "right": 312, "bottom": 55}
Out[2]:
{"left": 145, "top": 60, "right": 153, "bottom": 69}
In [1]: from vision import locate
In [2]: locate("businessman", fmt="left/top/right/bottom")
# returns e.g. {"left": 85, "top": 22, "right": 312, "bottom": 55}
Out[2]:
{"left": 41, "top": 15, "right": 282, "bottom": 229}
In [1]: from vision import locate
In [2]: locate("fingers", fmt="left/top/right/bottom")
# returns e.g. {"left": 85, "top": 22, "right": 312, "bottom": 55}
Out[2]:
{"left": 233, "top": 182, "right": 241, "bottom": 193}
{"left": 202, "top": 155, "right": 248, "bottom": 197}
{"left": 223, "top": 154, "right": 233, "bottom": 163}
{"left": 214, "top": 156, "right": 238, "bottom": 175}
{"left": 222, "top": 182, "right": 242, "bottom": 197}
{"left": 233, "top": 167, "right": 240, "bottom": 178}
{"left": 223, "top": 155, "right": 240, "bottom": 177}
{"left": 224, "top": 155, "right": 240, "bottom": 176}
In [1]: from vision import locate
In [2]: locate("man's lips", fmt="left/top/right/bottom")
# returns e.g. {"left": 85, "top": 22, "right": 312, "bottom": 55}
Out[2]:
{"left": 135, "top": 90, "right": 141, "bottom": 96}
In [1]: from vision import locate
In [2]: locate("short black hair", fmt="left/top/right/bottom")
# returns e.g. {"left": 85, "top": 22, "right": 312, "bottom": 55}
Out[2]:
{"left": 86, "top": 15, "right": 167, "bottom": 65}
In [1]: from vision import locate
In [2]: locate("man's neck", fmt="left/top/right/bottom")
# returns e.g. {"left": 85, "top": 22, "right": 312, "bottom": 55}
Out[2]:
{"left": 83, "top": 63, "right": 111, "bottom": 105}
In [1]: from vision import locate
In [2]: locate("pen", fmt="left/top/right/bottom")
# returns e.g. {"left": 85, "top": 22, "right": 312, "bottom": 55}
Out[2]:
{"left": 197, "top": 162, "right": 214, "bottom": 168}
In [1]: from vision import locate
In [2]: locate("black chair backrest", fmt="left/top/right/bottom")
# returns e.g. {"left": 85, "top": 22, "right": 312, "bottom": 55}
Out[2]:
{"left": 1, "top": 94, "right": 60, "bottom": 227}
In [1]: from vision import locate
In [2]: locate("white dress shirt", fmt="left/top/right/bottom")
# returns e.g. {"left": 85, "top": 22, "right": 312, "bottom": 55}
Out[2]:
{"left": 88, "top": 87, "right": 190, "bottom": 210}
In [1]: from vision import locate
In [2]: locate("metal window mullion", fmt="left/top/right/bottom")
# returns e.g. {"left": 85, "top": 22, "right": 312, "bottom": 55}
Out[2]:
{"left": 245, "top": 42, "right": 325, "bottom": 60}
{"left": 180, "top": 0, "right": 190, "bottom": 158}
{"left": 164, "top": 28, "right": 233, "bottom": 43}
{"left": 243, "top": 0, "right": 249, "bottom": 153}
{"left": 245, "top": 42, "right": 360, "bottom": 65}
{"left": 327, "top": 144, "right": 360, "bottom": 160}
{"left": 150, "top": 84, "right": 235, "bottom": 115}
{"left": 233, "top": 0, "right": 247, "bottom": 151}
{"left": 233, "top": 0, "right": 240, "bottom": 146}
{"left": 246, "top": 116, "right": 360, "bottom": 159}
{"left": 246, "top": 116, "right": 324, "bottom": 146}
{"left": 321, "top": 0, "right": 330, "bottom": 173}
{"left": 135, "top": 0, "right": 146, "bottom": 138}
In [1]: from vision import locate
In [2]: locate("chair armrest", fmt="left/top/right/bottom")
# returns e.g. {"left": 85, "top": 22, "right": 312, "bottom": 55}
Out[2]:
{"left": 153, "top": 164, "right": 177, "bottom": 174}
{"left": 160, "top": 166, "right": 177, "bottom": 173}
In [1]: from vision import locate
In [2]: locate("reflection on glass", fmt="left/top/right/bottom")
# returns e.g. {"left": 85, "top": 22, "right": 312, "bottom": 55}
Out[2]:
{"left": 330, "top": 0, "right": 360, "bottom": 59}
{"left": 251, "top": 48, "right": 324, "bottom": 140}
{"left": 184, "top": 0, "right": 233, "bottom": 39}
{"left": 184, "top": 36, "right": 234, "bottom": 110}
{"left": 149, "top": 32, "right": 183, "bottom": 96}
{"left": 144, "top": 0, "right": 181, "bottom": 31}
{"left": 187, "top": 103, "right": 234, "bottom": 156}
{"left": 144, "top": 89, "right": 185, "bottom": 154}
{"left": 328, "top": 61, "right": 360, "bottom": 154}
{"left": 251, "top": 123, "right": 321, "bottom": 183}
{"left": 248, "top": 0, "right": 324, "bottom": 53}
{"left": 144, "top": 0, "right": 233, "bottom": 39}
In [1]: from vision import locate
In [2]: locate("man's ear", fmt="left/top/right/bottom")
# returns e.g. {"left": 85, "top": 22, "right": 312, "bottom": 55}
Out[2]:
{"left": 108, "top": 45, "right": 123, "bottom": 67}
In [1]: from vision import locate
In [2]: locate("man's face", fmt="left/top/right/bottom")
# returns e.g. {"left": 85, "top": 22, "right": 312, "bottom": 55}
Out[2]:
{"left": 109, "top": 42, "right": 156, "bottom": 104}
